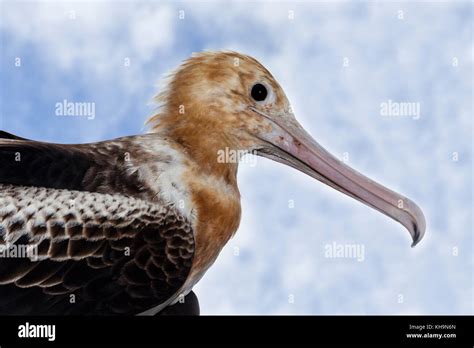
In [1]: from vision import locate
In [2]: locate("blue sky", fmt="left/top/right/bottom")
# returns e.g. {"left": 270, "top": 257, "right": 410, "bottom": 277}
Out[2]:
{"left": 0, "top": 0, "right": 472, "bottom": 314}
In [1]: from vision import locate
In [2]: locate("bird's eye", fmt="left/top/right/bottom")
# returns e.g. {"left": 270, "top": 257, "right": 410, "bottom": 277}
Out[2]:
{"left": 251, "top": 83, "right": 268, "bottom": 102}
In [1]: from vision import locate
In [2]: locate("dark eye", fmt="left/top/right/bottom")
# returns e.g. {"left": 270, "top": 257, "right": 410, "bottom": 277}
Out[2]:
{"left": 251, "top": 83, "right": 268, "bottom": 102}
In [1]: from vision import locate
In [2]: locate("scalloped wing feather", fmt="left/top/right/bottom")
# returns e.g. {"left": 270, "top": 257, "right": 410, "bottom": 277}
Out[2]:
{"left": 0, "top": 134, "right": 195, "bottom": 315}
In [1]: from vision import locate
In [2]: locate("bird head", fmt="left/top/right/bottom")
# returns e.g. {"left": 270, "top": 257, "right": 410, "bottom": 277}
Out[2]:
{"left": 147, "top": 51, "right": 425, "bottom": 247}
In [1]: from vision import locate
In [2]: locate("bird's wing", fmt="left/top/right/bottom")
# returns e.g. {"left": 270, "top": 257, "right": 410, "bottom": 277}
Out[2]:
{"left": 0, "top": 130, "right": 30, "bottom": 141}
{"left": 0, "top": 134, "right": 195, "bottom": 315}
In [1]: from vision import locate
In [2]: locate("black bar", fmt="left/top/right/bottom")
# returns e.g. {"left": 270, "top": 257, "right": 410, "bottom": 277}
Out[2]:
{"left": 0, "top": 316, "right": 472, "bottom": 346}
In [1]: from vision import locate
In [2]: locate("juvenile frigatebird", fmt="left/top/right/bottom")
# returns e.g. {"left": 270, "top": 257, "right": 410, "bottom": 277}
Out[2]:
{"left": 0, "top": 51, "right": 425, "bottom": 315}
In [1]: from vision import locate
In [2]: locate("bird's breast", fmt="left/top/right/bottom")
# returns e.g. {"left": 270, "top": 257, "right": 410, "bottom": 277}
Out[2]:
{"left": 183, "top": 169, "right": 242, "bottom": 287}
{"left": 138, "top": 137, "right": 242, "bottom": 289}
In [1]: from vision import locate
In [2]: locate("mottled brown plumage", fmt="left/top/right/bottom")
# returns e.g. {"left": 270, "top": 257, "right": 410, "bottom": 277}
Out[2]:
{"left": 0, "top": 135, "right": 194, "bottom": 315}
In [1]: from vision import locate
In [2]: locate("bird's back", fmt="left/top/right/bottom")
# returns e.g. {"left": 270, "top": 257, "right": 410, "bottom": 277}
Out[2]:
{"left": 0, "top": 132, "right": 195, "bottom": 315}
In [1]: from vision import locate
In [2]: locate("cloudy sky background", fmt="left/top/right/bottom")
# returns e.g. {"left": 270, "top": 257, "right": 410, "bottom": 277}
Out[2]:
{"left": 0, "top": 0, "right": 472, "bottom": 314}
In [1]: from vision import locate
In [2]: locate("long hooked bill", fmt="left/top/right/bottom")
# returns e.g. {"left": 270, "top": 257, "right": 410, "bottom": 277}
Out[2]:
{"left": 252, "top": 107, "right": 426, "bottom": 247}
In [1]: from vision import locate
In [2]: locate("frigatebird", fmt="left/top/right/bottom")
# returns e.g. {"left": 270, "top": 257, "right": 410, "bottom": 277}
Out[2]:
{"left": 0, "top": 51, "right": 425, "bottom": 315}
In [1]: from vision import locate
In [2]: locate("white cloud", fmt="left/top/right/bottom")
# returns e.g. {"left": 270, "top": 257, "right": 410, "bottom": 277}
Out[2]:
{"left": 0, "top": 1, "right": 175, "bottom": 70}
